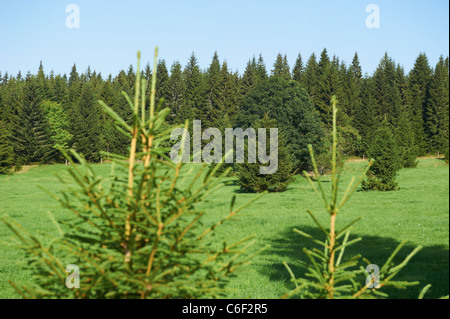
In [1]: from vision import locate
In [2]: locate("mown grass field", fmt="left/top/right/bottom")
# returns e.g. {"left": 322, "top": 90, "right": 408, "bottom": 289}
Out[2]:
{"left": 0, "top": 158, "right": 448, "bottom": 299}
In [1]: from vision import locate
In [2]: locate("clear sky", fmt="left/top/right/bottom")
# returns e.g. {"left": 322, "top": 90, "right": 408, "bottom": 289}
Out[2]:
{"left": 0, "top": 0, "right": 448, "bottom": 77}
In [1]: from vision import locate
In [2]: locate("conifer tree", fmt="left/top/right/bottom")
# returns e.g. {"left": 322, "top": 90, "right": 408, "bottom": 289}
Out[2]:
{"left": 203, "top": 52, "right": 222, "bottom": 127}
{"left": 302, "top": 53, "right": 319, "bottom": 103}
{"left": 216, "top": 61, "right": 238, "bottom": 128}
{"left": 272, "top": 53, "right": 290, "bottom": 80}
{"left": 50, "top": 75, "right": 68, "bottom": 106}
{"left": 0, "top": 90, "right": 13, "bottom": 174}
{"left": 72, "top": 82, "right": 102, "bottom": 162}
{"left": 11, "top": 73, "right": 51, "bottom": 163}
{"left": 183, "top": 53, "right": 206, "bottom": 120}
{"left": 372, "top": 53, "right": 402, "bottom": 128}
{"left": 155, "top": 59, "right": 170, "bottom": 108}
{"left": 316, "top": 49, "right": 335, "bottom": 125}
{"left": 292, "top": 53, "right": 304, "bottom": 83}
{"left": 409, "top": 53, "right": 432, "bottom": 154}
{"left": 167, "top": 61, "right": 187, "bottom": 123}
{"left": 354, "top": 78, "right": 379, "bottom": 154}
{"left": 395, "top": 65, "right": 419, "bottom": 167}
{"left": 241, "top": 58, "right": 257, "bottom": 96}
{"left": 362, "top": 123, "right": 402, "bottom": 191}
{"left": 68, "top": 64, "right": 81, "bottom": 106}
{"left": 99, "top": 77, "right": 116, "bottom": 155}
{"left": 346, "top": 52, "right": 362, "bottom": 119}
{"left": 426, "top": 56, "right": 449, "bottom": 154}
{"left": 0, "top": 120, "right": 13, "bottom": 174}
{"left": 255, "top": 54, "right": 268, "bottom": 83}
{"left": 237, "top": 114, "right": 295, "bottom": 192}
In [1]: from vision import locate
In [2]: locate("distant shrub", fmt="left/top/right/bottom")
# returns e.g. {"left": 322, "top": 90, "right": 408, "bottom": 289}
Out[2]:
{"left": 13, "top": 161, "right": 23, "bottom": 172}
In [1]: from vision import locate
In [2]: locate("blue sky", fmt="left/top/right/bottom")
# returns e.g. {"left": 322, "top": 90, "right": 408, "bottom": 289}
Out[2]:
{"left": 0, "top": 0, "right": 448, "bottom": 77}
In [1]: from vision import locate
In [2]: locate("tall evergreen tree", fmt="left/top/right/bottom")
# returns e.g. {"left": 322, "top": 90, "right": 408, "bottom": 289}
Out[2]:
{"left": 241, "top": 58, "right": 257, "bottom": 96}
{"left": 302, "top": 53, "right": 319, "bottom": 103}
{"left": 272, "top": 53, "right": 290, "bottom": 80}
{"left": 72, "top": 82, "right": 102, "bottom": 162}
{"left": 395, "top": 65, "right": 419, "bottom": 167}
{"left": 168, "top": 61, "right": 188, "bottom": 123}
{"left": 409, "top": 53, "right": 432, "bottom": 154}
{"left": 372, "top": 53, "right": 402, "bottom": 127}
{"left": 203, "top": 52, "right": 222, "bottom": 127}
{"left": 0, "top": 89, "right": 13, "bottom": 174}
{"left": 426, "top": 55, "right": 449, "bottom": 154}
{"left": 354, "top": 77, "right": 379, "bottom": 154}
{"left": 155, "top": 59, "right": 170, "bottom": 108}
{"left": 316, "top": 48, "right": 335, "bottom": 125}
{"left": 183, "top": 53, "right": 206, "bottom": 121}
{"left": 255, "top": 54, "right": 268, "bottom": 83}
{"left": 292, "top": 53, "right": 304, "bottom": 83}
{"left": 216, "top": 61, "right": 238, "bottom": 128}
{"left": 347, "top": 52, "right": 363, "bottom": 119}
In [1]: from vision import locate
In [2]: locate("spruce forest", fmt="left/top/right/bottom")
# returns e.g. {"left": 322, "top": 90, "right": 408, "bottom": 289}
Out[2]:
{"left": 1, "top": 50, "right": 449, "bottom": 171}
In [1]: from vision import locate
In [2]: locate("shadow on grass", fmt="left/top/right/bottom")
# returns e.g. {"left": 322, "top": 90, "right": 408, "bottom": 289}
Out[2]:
{"left": 262, "top": 225, "right": 449, "bottom": 299}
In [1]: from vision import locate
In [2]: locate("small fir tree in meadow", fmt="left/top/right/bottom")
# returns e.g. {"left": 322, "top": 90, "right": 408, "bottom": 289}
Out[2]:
{"left": 361, "top": 124, "right": 403, "bottom": 191}
{"left": 237, "top": 114, "right": 295, "bottom": 193}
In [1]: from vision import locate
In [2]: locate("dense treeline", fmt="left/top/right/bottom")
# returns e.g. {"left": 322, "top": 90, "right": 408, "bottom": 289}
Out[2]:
{"left": 0, "top": 50, "right": 448, "bottom": 173}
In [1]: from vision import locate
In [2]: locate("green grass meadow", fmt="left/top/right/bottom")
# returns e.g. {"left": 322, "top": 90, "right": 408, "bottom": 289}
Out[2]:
{"left": 0, "top": 158, "right": 448, "bottom": 299}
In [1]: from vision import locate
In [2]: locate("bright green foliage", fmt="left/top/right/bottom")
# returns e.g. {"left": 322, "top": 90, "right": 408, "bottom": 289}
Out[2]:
{"left": 236, "top": 77, "right": 324, "bottom": 171}
{"left": 1, "top": 50, "right": 264, "bottom": 299}
{"left": 362, "top": 124, "right": 403, "bottom": 191}
{"left": 40, "top": 100, "right": 73, "bottom": 161}
{"left": 283, "top": 96, "right": 426, "bottom": 299}
{"left": 236, "top": 114, "right": 295, "bottom": 193}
